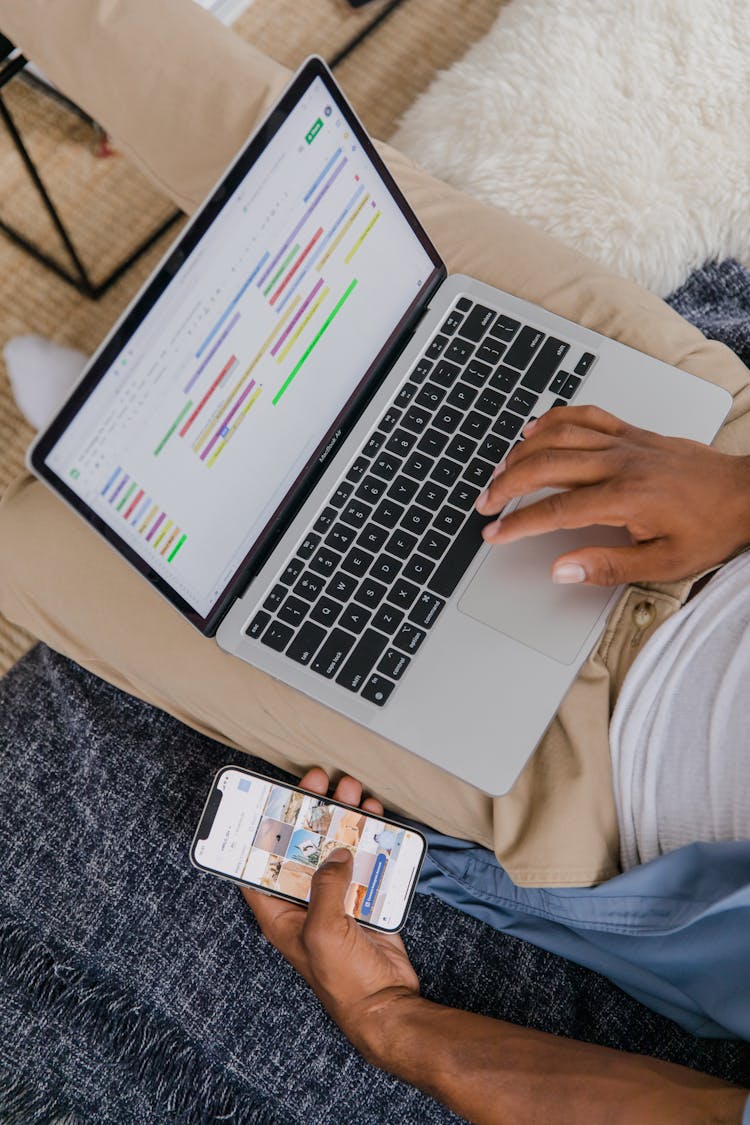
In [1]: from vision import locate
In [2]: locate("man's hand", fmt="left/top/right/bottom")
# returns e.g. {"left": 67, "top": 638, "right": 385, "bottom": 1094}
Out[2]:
{"left": 242, "top": 768, "right": 419, "bottom": 1055}
{"left": 475, "top": 405, "right": 750, "bottom": 586}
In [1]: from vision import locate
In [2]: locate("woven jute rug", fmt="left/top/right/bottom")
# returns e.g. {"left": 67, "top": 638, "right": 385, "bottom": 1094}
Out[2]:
{"left": 0, "top": 0, "right": 504, "bottom": 675}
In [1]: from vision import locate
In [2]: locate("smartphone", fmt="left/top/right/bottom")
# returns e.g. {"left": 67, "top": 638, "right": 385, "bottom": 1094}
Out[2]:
{"left": 190, "top": 765, "right": 427, "bottom": 932}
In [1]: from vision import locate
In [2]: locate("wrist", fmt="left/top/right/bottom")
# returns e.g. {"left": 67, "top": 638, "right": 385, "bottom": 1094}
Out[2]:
{"left": 340, "top": 988, "right": 426, "bottom": 1070}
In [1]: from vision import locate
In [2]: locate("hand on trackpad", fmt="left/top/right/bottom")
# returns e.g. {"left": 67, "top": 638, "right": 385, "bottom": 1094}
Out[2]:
{"left": 458, "top": 524, "right": 627, "bottom": 665}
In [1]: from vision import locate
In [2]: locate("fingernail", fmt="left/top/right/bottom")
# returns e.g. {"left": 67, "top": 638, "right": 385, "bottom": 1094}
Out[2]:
{"left": 325, "top": 848, "right": 350, "bottom": 864}
{"left": 522, "top": 419, "right": 538, "bottom": 436}
{"left": 552, "top": 563, "right": 586, "bottom": 584}
{"left": 483, "top": 517, "right": 502, "bottom": 540}
{"left": 492, "top": 462, "right": 506, "bottom": 479}
{"left": 476, "top": 488, "right": 489, "bottom": 511}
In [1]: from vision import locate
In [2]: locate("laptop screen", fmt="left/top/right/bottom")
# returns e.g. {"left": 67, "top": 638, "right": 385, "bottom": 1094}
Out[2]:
{"left": 32, "top": 59, "right": 444, "bottom": 633}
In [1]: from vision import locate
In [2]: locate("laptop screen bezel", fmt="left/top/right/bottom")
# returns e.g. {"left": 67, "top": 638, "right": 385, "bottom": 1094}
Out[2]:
{"left": 29, "top": 56, "right": 446, "bottom": 635}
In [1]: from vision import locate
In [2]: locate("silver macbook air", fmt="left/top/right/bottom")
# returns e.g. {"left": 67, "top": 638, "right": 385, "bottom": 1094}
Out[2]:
{"left": 29, "top": 57, "right": 731, "bottom": 796}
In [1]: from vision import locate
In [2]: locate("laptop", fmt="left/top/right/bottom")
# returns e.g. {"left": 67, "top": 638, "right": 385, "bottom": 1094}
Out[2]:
{"left": 29, "top": 57, "right": 731, "bottom": 795}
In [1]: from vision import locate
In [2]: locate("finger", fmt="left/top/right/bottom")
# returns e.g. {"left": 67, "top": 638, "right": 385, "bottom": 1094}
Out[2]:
{"left": 482, "top": 484, "right": 627, "bottom": 543}
{"left": 298, "top": 767, "right": 330, "bottom": 795}
{"left": 361, "top": 796, "right": 385, "bottom": 815}
{"left": 476, "top": 448, "right": 614, "bottom": 516}
{"left": 524, "top": 404, "right": 631, "bottom": 439}
{"left": 551, "top": 540, "right": 673, "bottom": 586}
{"left": 305, "top": 848, "right": 353, "bottom": 940}
{"left": 331, "top": 775, "right": 363, "bottom": 808}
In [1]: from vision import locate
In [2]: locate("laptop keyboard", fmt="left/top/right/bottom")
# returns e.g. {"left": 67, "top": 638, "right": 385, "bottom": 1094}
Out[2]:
{"left": 245, "top": 296, "right": 597, "bottom": 707}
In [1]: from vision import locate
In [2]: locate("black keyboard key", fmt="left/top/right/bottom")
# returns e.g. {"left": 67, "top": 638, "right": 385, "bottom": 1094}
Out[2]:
{"left": 341, "top": 546, "right": 374, "bottom": 578}
{"left": 521, "top": 337, "right": 569, "bottom": 393}
{"left": 313, "top": 506, "right": 337, "bottom": 535}
{"left": 489, "top": 365, "right": 522, "bottom": 394}
{"left": 441, "top": 309, "right": 464, "bottom": 335}
{"left": 415, "top": 383, "right": 446, "bottom": 411}
{"left": 294, "top": 572, "right": 326, "bottom": 602}
{"left": 504, "top": 326, "right": 545, "bottom": 370}
{"left": 326, "top": 523, "right": 356, "bottom": 553}
{"left": 417, "top": 428, "right": 449, "bottom": 457}
{"left": 490, "top": 314, "right": 520, "bottom": 342}
{"left": 339, "top": 604, "right": 371, "bottom": 634}
{"left": 357, "top": 475, "right": 386, "bottom": 505}
{"left": 309, "top": 546, "right": 341, "bottom": 577}
{"left": 370, "top": 553, "right": 402, "bottom": 585}
{"left": 371, "top": 451, "right": 400, "bottom": 481}
{"left": 560, "top": 373, "right": 582, "bottom": 399}
{"left": 372, "top": 604, "right": 404, "bottom": 634}
{"left": 428, "top": 509, "right": 489, "bottom": 598}
{"left": 311, "top": 628, "right": 356, "bottom": 679}
{"left": 475, "top": 388, "right": 505, "bottom": 416}
{"left": 549, "top": 369, "right": 568, "bottom": 395}
{"left": 551, "top": 397, "right": 568, "bottom": 408}
{"left": 433, "top": 505, "right": 465, "bottom": 536}
{"left": 246, "top": 610, "right": 270, "bottom": 639}
{"left": 476, "top": 339, "right": 506, "bottom": 367}
{"left": 433, "top": 405, "right": 462, "bottom": 434}
{"left": 388, "top": 579, "right": 420, "bottom": 610}
{"left": 448, "top": 481, "right": 481, "bottom": 510}
{"left": 379, "top": 406, "right": 401, "bottom": 433}
{"left": 393, "top": 622, "right": 427, "bottom": 655}
{"left": 358, "top": 522, "right": 388, "bottom": 553}
{"left": 445, "top": 434, "right": 477, "bottom": 463}
{"left": 261, "top": 620, "right": 294, "bottom": 652}
{"left": 409, "top": 591, "right": 446, "bottom": 629}
{"left": 493, "top": 411, "right": 524, "bottom": 440}
{"left": 372, "top": 498, "right": 405, "bottom": 529}
{"left": 263, "top": 584, "right": 287, "bottom": 612}
{"left": 361, "top": 674, "right": 396, "bottom": 707}
{"left": 402, "top": 405, "right": 431, "bottom": 434}
{"left": 420, "top": 527, "right": 451, "bottom": 560}
{"left": 426, "top": 334, "right": 449, "bottom": 360}
{"left": 363, "top": 431, "right": 386, "bottom": 458}
{"left": 402, "top": 505, "right": 433, "bottom": 536}
{"left": 298, "top": 532, "right": 321, "bottom": 560}
{"left": 340, "top": 499, "right": 371, "bottom": 530}
{"left": 463, "top": 359, "right": 492, "bottom": 388}
{"left": 446, "top": 383, "right": 477, "bottom": 411}
{"left": 336, "top": 628, "right": 389, "bottom": 691}
{"left": 459, "top": 411, "right": 491, "bottom": 440}
{"left": 354, "top": 576, "right": 388, "bottom": 610}
{"left": 508, "top": 388, "right": 539, "bottom": 416}
{"left": 287, "top": 621, "right": 326, "bottom": 666}
{"left": 277, "top": 594, "right": 310, "bottom": 628}
{"left": 402, "top": 553, "right": 435, "bottom": 585}
{"left": 385, "top": 427, "right": 418, "bottom": 457}
{"left": 394, "top": 382, "right": 417, "bottom": 409}
{"left": 403, "top": 452, "right": 433, "bottom": 481}
{"left": 327, "top": 571, "right": 358, "bottom": 602}
{"left": 456, "top": 296, "right": 472, "bottom": 312}
{"left": 574, "top": 351, "right": 596, "bottom": 376}
{"left": 432, "top": 359, "right": 461, "bottom": 388}
{"left": 331, "top": 481, "right": 354, "bottom": 508}
{"left": 378, "top": 647, "right": 411, "bottom": 681}
{"left": 416, "top": 481, "right": 448, "bottom": 511}
{"left": 477, "top": 434, "right": 510, "bottom": 464}
{"left": 346, "top": 455, "right": 369, "bottom": 483}
{"left": 464, "top": 457, "right": 495, "bottom": 486}
{"left": 432, "top": 457, "right": 462, "bottom": 487}
{"left": 457, "top": 302, "right": 495, "bottom": 342}
{"left": 310, "top": 596, "right": 342, "bottom": 627}
{"left": 411, "top": 357, "right": 433, "bottom": 383}
{"left": 444, "top": 337, "right": 474, "bottom": 366}
{"left": 280, "top": 557, "right": 305, "bottom": 585}
{"left": 387, "top": 476, "right": 419, "bottom": 505}
{"left": 386, "top": 528, "right": 418, "bottom": 560}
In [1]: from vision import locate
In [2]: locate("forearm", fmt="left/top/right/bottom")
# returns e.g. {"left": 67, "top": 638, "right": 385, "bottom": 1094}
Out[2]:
{"left": 355, "top": 994, "right": 748, "bottom": 1125}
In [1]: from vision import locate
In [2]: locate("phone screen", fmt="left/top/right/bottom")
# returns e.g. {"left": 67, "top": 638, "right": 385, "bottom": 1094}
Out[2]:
{"left": 191, "top": 766, "right": 426, "bottom": 931}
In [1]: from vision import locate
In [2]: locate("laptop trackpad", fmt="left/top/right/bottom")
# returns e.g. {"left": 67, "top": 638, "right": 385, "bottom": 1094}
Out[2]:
{"left": 458, "top": 524, "right": 627, "bottom": 665}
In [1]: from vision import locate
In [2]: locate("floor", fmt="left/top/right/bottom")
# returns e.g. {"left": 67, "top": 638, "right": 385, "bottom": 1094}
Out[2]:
{"left": 0, "top": 0, "right": 505, "bottom": 675}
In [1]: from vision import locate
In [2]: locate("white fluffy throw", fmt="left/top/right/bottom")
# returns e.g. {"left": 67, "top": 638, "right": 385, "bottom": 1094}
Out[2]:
{"left": 392, "top": 0, "right": 750, "bottom": 295}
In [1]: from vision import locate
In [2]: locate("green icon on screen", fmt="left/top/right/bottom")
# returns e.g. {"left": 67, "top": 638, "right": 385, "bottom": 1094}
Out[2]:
{"left": 305, "top": 118, "right": 323, "bottom": 144}
{"left": 70, "top": 468, "right": 80, "bottom": 479}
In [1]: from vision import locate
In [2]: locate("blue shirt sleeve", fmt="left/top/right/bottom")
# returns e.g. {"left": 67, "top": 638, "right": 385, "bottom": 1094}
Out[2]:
{"left": 742, "top": 1091, "right": 750, "bottom": 1125}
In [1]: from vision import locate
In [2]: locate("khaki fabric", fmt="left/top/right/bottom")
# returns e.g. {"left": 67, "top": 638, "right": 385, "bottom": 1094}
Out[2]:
{"left": 2, "top": 0, "right": 750, "bottom": 885}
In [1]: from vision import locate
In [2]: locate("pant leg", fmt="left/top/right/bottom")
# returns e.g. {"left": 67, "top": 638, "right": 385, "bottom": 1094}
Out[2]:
{"left": 3, "top": 0, "right": 750, "bottom": 881}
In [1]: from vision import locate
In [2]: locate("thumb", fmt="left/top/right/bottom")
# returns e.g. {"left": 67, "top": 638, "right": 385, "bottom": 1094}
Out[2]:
{"left": 552, "top": 542, "right": 668, "bottom": 587}
{"left": 306, "top": 848, "right": 353, "bottom": 933}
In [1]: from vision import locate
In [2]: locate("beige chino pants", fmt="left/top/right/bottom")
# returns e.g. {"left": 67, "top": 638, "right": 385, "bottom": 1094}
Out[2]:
{"left": 2, "top": 0, "right": 750, "bottom": 885}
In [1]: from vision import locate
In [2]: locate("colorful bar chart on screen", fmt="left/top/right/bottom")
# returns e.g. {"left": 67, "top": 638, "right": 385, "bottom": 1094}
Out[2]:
{"left": 100, "top": 469, "right": 187, "bottom": 563}
{"left": 273, "top": 277, "right": 358, "bottom": 405}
